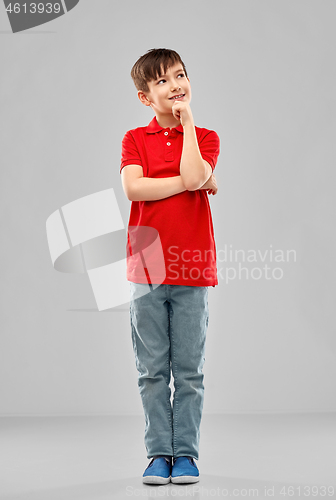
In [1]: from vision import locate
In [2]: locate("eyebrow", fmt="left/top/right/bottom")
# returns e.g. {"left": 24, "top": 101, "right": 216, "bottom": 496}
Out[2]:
{"left": 156, "top": 68, "right": 185, "bottom": 79}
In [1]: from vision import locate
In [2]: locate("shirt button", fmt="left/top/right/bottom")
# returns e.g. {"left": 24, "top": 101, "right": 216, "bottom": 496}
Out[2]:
{"left": 164, "top": 131, "right": 168, "bottom": 136}
{"left": 167, "top": 142, "right": 171, "bottom": 146}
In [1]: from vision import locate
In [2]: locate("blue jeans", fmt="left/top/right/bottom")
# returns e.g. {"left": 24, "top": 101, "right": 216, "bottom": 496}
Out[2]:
{"left": 129, "top": 282, "right": 209, "bottom": 460}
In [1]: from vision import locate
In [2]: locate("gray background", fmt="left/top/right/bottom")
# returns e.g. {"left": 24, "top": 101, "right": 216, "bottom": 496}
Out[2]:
{"left": 1, "top": 0, "right": 335, "bottom": 416}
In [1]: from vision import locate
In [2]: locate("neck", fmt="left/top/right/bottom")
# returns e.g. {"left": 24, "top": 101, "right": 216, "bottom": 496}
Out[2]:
{"left": 155, "top": 112, "right": 181, "bottom": 130}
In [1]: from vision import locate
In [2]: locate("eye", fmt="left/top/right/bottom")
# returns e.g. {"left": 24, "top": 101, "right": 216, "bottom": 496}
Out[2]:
{"left": 177, "top": 73, "right": 185, "bottom": 78}
{"left": 157, "top": 79, "right": 166, "bottom": 84}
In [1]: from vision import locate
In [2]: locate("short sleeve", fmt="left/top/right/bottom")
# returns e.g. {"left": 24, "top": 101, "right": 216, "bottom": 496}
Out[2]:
{"left": 120, "top": 130, "right": 143, "bottom": 173}
{"left": 198, "top": 130, "right": 220, "bottom": 172}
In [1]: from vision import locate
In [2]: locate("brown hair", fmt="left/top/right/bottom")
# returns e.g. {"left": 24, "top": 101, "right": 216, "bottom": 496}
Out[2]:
{"left": 130, "top": 48, "right": 188, "bottom": 93}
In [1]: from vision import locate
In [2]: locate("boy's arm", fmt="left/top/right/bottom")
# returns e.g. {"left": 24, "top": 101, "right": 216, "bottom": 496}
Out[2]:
{"left": 121, "top": 164, "right": 187, "bottom": 201}
{"left": 172, "top": 101, "right": 212, "bottom": 191}
{"left": 180, "top": 123, "right": 213, "bottom": 190}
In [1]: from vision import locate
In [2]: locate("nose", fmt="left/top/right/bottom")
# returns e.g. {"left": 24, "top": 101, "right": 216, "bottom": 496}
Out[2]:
{"left": 171, "top": 80, "right": 181, "bottom": 92}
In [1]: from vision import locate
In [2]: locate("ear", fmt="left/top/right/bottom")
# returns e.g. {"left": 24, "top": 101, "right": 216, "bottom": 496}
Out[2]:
{"left": 138, "top": 90, "right": 152, "bottom": 107}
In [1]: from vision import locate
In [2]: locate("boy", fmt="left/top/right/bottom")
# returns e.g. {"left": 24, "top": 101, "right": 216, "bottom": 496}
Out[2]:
{"left": 120, "top": 48, "right": 220, "bottom": 485}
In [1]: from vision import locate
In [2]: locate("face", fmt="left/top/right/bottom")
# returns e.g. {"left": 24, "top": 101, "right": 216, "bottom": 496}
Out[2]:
{"left": 138, "top": 62, "right": 191, "bottom": 115}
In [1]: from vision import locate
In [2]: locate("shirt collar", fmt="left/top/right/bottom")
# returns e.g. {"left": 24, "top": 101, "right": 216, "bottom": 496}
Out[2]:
{"left": 146, "top": 116, "right": 184, "bottom": 134}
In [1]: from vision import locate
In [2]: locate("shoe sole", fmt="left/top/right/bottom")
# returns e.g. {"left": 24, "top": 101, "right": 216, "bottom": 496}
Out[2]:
{"left": 171, "top": 475, "right": 200, "bottom": 484}
{"left": 143, "top": 476, "right": 171, "bottom": 485}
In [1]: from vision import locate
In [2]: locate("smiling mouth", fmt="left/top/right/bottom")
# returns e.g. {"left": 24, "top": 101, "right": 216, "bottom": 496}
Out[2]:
{"left": 169, "top": 94, "right": 185, "bottom": 100}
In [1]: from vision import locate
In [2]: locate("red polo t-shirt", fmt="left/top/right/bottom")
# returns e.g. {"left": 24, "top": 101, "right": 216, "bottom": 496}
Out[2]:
{"left": 120, "top": 116, "right": 220, "bottom": 287}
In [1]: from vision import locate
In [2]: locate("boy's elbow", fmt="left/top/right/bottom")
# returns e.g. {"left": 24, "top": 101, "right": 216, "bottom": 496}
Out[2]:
{"left": 123, "top": 179, "right": 140, "bottom": 201}
{"left": 125, "top": 188, "right": 138, "bottom": 201}
{"left": 185, "top": 179, "right": 202, "bottom": 191}
{"left": 185, "top": 174, "right": 209, "bottom": 191}
{"left": 122, "top": 185, "right": 132, "bottom": 201}
{"left": 181, "top": 174, "right": 202, "bottom": 191}
{"left": 126, "top": 185, "right": 144, "bottom": 202}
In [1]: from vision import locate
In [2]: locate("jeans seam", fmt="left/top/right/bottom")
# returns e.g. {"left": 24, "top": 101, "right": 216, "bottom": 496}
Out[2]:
{"left": 170, "top": 304, "right": 178, "bottom": 457}
{"left": 166, "top": 303, "right": 172, "bottom": 434}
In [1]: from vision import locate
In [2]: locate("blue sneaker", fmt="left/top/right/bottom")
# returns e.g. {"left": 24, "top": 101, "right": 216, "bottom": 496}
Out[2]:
{"left": 171, "top": 456, "right": 200, "bottom": 484}
{"left": 142, "top": 456, "right": 172, "bottom": 484}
